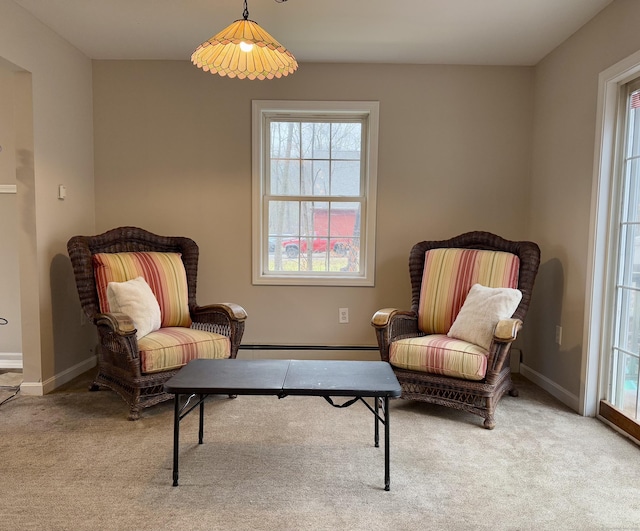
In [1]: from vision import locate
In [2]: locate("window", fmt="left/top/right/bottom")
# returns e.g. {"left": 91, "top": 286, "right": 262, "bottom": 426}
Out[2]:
{"left": 252, "top": 101, "right": 379, "bottom": 286}
{"left": 587, "top": 50, "right": 640, "bottom": 440}
{"left": 606, "top": 80, "right": 640, "bottom": 426}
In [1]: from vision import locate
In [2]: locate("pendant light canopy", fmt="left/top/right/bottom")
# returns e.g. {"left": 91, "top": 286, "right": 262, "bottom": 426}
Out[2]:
{"left": 191, "top": 0, "right": 298, "bottom": 80}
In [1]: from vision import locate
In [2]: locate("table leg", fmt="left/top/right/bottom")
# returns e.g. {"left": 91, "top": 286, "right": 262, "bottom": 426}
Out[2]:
{"left": 199, "top": 393, "right": 205, "bottom": 444}
{"left": 384, "top": 396, "right": 390, "bottom": 491}
{"left": 374, "top": 397, "right": 380, "bottom": 448}
{"left": 172, "top": 394, "right": 180, "bottom": 487}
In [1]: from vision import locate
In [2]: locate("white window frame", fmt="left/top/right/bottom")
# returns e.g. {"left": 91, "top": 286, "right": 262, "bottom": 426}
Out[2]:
{"left": 251, "top": 100, "right": 379, "bottom": 286}
{"left": 585, "top": 49, "right": 640, "bottom": 417}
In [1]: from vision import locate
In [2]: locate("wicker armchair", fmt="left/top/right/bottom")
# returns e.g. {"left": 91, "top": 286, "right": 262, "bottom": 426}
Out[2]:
{"left": 372, "top": 231, "right": 540, "bottom": 429}
{"left": 68, "top": 226, "right": 247, "bottom": 420}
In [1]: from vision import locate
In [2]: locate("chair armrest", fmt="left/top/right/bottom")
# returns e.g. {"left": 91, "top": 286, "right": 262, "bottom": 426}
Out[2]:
{"left": 193, "top": 303, "right": 248, "bottom": 322}
{"left": 93, "top": 312, "right": 142, "bottom": 377}
{"left": 95, "top": 312, "right": 136, "bottom": 336}
{"left": 371, "top": 308, "right": 414, "bottom": 328}
{"left": 493, "top": 318, "right": 522, "bottom": 343}
{"left": 192, "top": 303, "right": 247, "bottom": 359}
{"left": 485, "top": 318, "right": 523, "bottom": 381}
{"left": 371, "top": 308, "right": 419, "bottom": 362}
{"left": 371, "top": 309, "right": 419, "bottom": 341}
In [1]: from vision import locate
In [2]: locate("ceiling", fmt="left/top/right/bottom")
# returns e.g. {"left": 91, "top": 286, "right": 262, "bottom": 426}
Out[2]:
{"left": 14, "top": 0, "right": 614, "bottom": 66}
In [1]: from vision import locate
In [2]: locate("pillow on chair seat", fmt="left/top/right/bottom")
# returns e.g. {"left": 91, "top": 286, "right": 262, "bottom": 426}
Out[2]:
{"left": 107, "top": 276, "right": 161, "bottom": 340}
{"left": 447, "top": 283, "right": 522, "bottom": 350}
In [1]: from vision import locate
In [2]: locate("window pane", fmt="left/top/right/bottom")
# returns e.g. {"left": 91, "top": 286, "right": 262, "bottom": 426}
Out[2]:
{"left": 343, "top": 236, "right": 361, "bottom": 273}
{"left": 330, "top": 160, "right": 361, "bottom": 196}
{"left": 297, "top": 201, "right": 318, "bottom": 237}
{"left": 619, "top": 223, "right": 636, "bottom": 286}
{"left": 630, "top": 90, "right": 640, "bottom": 158}
{"left": 331, "top": 202, "right": 360, "bottom": 238}
{"left": 632, "top": 224, "right": 640, "bottom": 289}
{"left": 270, "top": 122, "right": 300, "bottom": 158}
{"left": 300, "top": 122, "right": 314, "bottom": 158}
{"left": 269, "top": 200, "right": 299, "bottom": 237}
{"left": 627, "top": 159, "right": 640, "bottom": 222}
{"left": 621, "top": 351, "right": 639, "bottom": 417}
{"left": 332, "top": 122, "right": 361, "bottom": 160}
{"left": 301, "top": 159, "right": 330, "bottom": 196}
{"left": 271, "top": 160, "right": 300, "bottom": 195}
{"left": 617, "top": 287, "right": 640, "bottom": 353}
{"left": 311, "top": 202, "right": 330, "bottom": 237}
{"left": 621, "top": 157, "right": 640, "bottom": 222}
{"left": 311, "top": 122, "right": 331, "bottom": 158}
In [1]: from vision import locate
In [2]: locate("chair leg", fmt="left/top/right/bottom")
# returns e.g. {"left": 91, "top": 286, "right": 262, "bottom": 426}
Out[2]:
{"left": 509, "top": 387, "right": 519, "bottom": 397}
{"left": 89, "top": 382, "right": 100, "bottom": 392}
{"left": 483, "top": 416, "right": 496, "bottom": 430}
{"left": 128, "top": 406, "right": 141, "bottom": 421}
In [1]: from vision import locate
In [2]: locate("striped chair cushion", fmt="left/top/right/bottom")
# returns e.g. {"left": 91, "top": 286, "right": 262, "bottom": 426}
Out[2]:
{"left": 389, "top": 335, "right": 488, "bottom": 380}
{"left": 93, "top": 252, "right": 191, "bottom": 328}
{"left": 417, "top": 248, "right": 520, "bottom": 335}
{"left": 138, "top": 327, "right": 230, "bottom": 374}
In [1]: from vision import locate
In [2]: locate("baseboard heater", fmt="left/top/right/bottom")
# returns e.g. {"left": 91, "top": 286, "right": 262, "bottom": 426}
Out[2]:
{"left": 239, "top": 344, "right": 378, "bottom": 351}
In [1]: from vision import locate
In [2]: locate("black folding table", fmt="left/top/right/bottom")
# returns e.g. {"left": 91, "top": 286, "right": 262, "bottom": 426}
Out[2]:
{"left": 164, "top": 359, "right": 402, "bottom": 490}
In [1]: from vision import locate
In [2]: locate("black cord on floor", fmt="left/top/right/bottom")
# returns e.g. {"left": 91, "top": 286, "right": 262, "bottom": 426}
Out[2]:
{"left": 0, "top": 386, "right": 20, "bottom": 407}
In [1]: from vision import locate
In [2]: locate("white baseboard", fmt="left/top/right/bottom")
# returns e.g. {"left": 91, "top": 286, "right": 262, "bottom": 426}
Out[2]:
{"left": 20, "top": 355, "right": 97, "bottom": 396}
{"left": 0, "top": 352, "right": 23, "bottom": 369}
{"left": 520, "top": 363, "right": 580, "bottom": 412}
{"left": 237, "top": 349, "right": 379, "bottom": 361}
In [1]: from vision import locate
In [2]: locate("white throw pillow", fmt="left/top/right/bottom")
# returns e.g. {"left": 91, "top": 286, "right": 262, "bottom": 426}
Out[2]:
{"left": 447, "top": 283, "right": 522, "bottom": 350}
{"left": 106, "top": 276, "right": 161, "bottom": 340}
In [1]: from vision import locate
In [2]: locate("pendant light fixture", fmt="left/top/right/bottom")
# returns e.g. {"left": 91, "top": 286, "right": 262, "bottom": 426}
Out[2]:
{"left": 191, "top": 0, "right": 298, "bottom": 80}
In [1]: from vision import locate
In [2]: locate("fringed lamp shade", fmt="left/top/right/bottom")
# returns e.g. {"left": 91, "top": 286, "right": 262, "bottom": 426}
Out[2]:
{"left": 191, "top": 18, "right": 298, "bottom": 80}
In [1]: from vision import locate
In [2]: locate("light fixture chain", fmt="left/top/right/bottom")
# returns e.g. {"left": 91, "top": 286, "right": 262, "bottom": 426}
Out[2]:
{"left": 243, "top": 0, "right": 249, "bottom": 20}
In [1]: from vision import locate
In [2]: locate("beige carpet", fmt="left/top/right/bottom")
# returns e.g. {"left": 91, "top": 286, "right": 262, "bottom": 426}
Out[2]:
{"left": 0, "top": 371, "right": 23, "bottom": 387}
{"left": 0, "top": 370, "right": 22, "bottom": 406}
{"left": 0, "top": 370, "right": 639, "bottom": 531}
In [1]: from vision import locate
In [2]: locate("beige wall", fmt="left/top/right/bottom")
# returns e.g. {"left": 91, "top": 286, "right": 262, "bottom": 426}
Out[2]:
{"left": 526, "top": 0, "right": 640, "bottom": 405}
{"left": 0, "top": 1, "right": 96, "bottom": 391}
{"left": 0, "top": 61, "right": 21, "bottom": 356}
{"left": 92, "top": 61, "right": 533, "bottom": 349}
{"left": 0, "top": 191, "right": 20, "bottom": 354}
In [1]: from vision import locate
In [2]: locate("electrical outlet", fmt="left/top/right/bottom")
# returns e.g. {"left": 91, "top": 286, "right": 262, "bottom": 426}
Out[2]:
{"left": 555, "top": 325, "right": 562, "bottom": 346}
{"left": 339, "top": 307, "right": 349, "bottom": 324}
